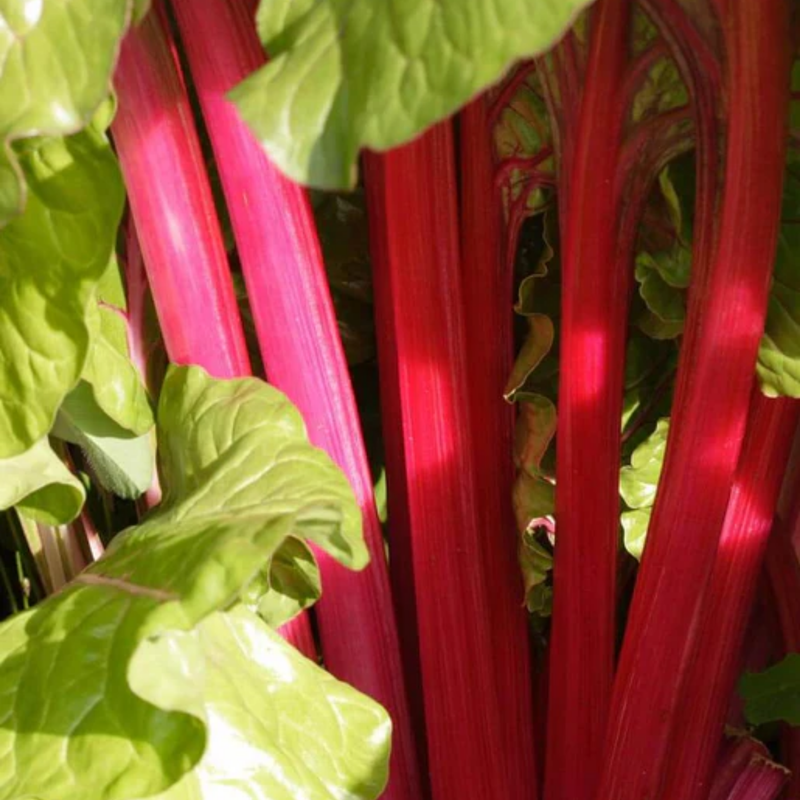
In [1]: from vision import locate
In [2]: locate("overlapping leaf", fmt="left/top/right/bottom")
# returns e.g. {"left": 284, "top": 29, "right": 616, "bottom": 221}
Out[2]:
{"left": 0, "top": 366, "right": 375, "bottom": 800}
{"left": 0, "top": 120, "right": 125, "bottom": 458}
{"left": 0, "top": 0, "right": 142, "bottom": 224}
{"left": 619, "top": 418, "right": 670, "bottom": 560}
{"left": 133, "top": 607, "right": 390, "bottom": 800}
{"left": 232, "top": 0, "right": 598, "bottom": 189}
{"left": 0, "top": 438, "right": 85, "bottom": 525}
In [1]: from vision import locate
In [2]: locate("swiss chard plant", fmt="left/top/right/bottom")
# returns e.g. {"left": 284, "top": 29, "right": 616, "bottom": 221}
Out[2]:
{"left": 3, "top": 1, "right": 800, "bottom": 800}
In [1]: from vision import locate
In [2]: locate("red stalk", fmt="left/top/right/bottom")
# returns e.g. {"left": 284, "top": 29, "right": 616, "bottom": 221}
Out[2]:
{"left": 112, "top": 7, "right": 315, "bottom": 658}
{"left": 661, "top": 390, "right": 799, "bottom": 800}
{"left": 365, "top": 125, "right": 516, "bottom": 800}
{"left": 710, "top": 735, "right": 790, "bottom": 800}
{"left": 363, "top": 153, "right": 430, "bottom": 783}
{"left": 167, "top": 2, "right": 422, "bottom": 795}
{"left": 460, "top": 96, "right": 538, "bottom": 800}
{"left": 598, "top": 1, "right": 792, "bottom": 796}
{"left": 545, "top": 1, "right": 632, "bottom": 797}
{"left": 112, "top": 9, "right": 249, "bottom": 379}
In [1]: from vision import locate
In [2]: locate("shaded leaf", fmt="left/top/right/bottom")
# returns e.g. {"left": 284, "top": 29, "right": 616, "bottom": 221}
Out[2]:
{"left": 740, "top": 654, "right": 800, "bottom": 726}
{"left": 0, "top": 365, "right": 368, "bottom": 800}
{"left": 255, "top": 537, "right": 321, "bottom": 627}
{"left": 0, "top": 120, "right": 124, "bottom": 457}
{"left": 0, "top": 439, "right": 84, "bottom": 525}
{"left": 83, "top": 302, "right": 154, "bottom": 435}
{"left": 52, "top": 381, "right": 153, "bottom": 500}
{"left": 758, "top": 157, "right": 800, "bottom": 397}
{"left": 233, "top": 0, "right": 598, "bottom": 189}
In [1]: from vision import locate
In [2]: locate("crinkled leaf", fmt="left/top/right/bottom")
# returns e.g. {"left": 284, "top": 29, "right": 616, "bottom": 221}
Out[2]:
{"left": 0, "top": 122, "right": 124, "bottom": 457}
{"left": 514, "top": 392, "right": 557, "bottom": 478}
{"left": 0, "top": 438, "right": 85, "bottom": 525}
{"left": 634, "top": 253, "right": 686, "bottom": 337}
{"left": 519, "top": 528, "right": 553, "bottom": 615}
{"left": 513, "top": 472, "right": 554, "bottom": 535}
{"left": 157, "top": 366, "right": 366, "bottom": 569}
{"left": 758, "top": 158, "right": 800, "bottom": 397}
{"left": 633, "top": 162, "right": 692, "bottom": 340}
{"left": 52, "top": 381, "right": 153, "bottom": 500}
{"left": 233, "top": 0, "right": 598, "bottom": 189}
{"left": 134, "top": 607, "right": 390, "bottom": 800}
{"left": 630, "top": 47, "right": 688, "bottom": 125}
{"left": 739, "top": 654, "right": 800, "bottom": 726}
{"left": 620, "top": 418, "right": 669, "bottom": 510}
{"left": 255, "top": 537, "right": 321, "bottom": 627}
{"left": 513, "top": 474, "right": 554, "bottom": 614}
{"left": 0, "top": 1, "right": 137, "bottom": 223}
{"left": 0, "top": 365, "right": 365, "bottom": 800}
{"left": 619, "top": 418, "right": 669, "bottom": 560}
{"left": 83, "top": 303, "right": 154, "bottom": 435}
{"left": 621, "top": 508, "right": 650, "bottom": 561}
{"left": 620, "top": 334, "right": 676, "bottom": 456}
{"left": 505, "top": 315, "right": 555, "bottom": 400}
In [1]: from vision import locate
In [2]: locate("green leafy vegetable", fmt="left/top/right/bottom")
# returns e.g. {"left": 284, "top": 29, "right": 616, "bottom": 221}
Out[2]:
{"left": 134, "top": 606, "right": 390, "bottom": 800}
{"left": 254, "top": 537, "right": 321, "bottom": 627}
{"left": 0, "top": 121, "right": 124, "bottom": 457}
{"left": 232, "top": 0, "right": 597, "bottom": 189}
{"left": 0, "top": 4, "right": 139, "bottom": 223}
{"left": 52, "top": 381, "right": 153, "bottom": 500}
{"left": 619, "top": 418, "right": 669, "bottom": 560}
{"left": 0, "top": 438, "right": 85, "bottom": 524}
{"left": 739, "top": 654, "right": 800, "bottom": 726}
{"left": 0, "top": 365, "right": 374, "bottom": 800}
{"left": 82, "top": 302, "right": 154, "bottom": 435}
{"left": 758, "top": 157, "right": 800, "bottom": 397}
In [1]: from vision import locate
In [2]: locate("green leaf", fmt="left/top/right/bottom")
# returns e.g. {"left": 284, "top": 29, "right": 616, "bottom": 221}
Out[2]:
{"left": 633, "top": 161, "right": 692, "bottom": 340}
{"left": 620, "top": 418, "right": 669, "bottom": 510}
{"left": 83, "top": 302, "right": 154, "bottom": 435}
{"left": 519, "top": 528, "right": 553, "bottom": 615}
{"left": 157, "top": 366, "right": 366, "bottom": 570}
{"left": 232, "top": 0, "right": 598, "bottom": 189}
{"left": 134, "top": 607, "right": 390, "bottom": 800}
{"left": 0, "top": 0, "right": 136, "bottom": 223}
{"left": 620, "top": 508, "right": 650, "bottom": 561}
{"left": 758, "top": 159, "right": 800, "bottom": 397}
{"left": 619, "top": 418, "right": 669, "bottom": 560}
{"left": 0, "top": 365, "right": 368, "bottom": 800}
{"left": 513, "top": 473, "right": 554, "bottom": 614}
{"left": 0, "top": 122, "right": 124, "bottom": 457}
{"left": 0, "top": 438, "right": 85, "bottom": 524}
{"left": 52, "top": 381, "right": 154, "bottom": 500}
{"left": 634, "top": 253, "right": 686, "bottom": 338}
{"left": 514, "top": 392, "right": 557, "bottom": 478}
{"left": 255, "top": 537, "right": 321, "bottom": 627}
{"left": 505, "top": 315, "right": 555, "bottom": 400}
{"left": 739, "top": 654, "right": 800, "bottom": 726}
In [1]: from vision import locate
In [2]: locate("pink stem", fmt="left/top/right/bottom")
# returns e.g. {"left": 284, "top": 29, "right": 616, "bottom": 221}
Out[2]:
{"left": 167, "top": 1, "right": 421, "bottom": 794}
{"left": 112, "top": 6, "right": 315, "bottom": 659}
